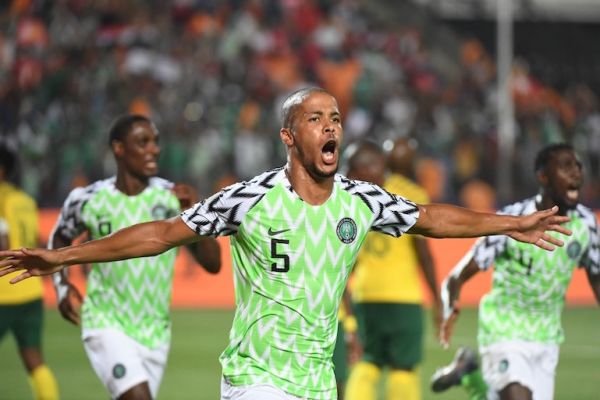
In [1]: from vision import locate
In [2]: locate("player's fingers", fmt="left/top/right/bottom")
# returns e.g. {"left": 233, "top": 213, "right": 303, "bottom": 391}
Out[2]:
{"left": 0, "top": 250, "right": 25, "bottom": 258}
{"left": 543, "top": 233, "right": 565, "bottom": 247}
{"left": 9, "top": 271, "right": 33, "bottom": 284}
{"left": 535, "top": 237, "right": 555, "bottom": 251}
{"left": 549, "top": 223, "right": 572, "bottom": 236}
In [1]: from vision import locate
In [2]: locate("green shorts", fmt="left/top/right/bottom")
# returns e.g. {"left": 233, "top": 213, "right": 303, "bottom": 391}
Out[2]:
{"left": 0, "top": 299, "right": 43, "bottom": 349}
{"left": 355, "top": 303, "right": 423, "bottom": 370}
{"left": 332, "top": 321, "right": 347, "bottom": 383}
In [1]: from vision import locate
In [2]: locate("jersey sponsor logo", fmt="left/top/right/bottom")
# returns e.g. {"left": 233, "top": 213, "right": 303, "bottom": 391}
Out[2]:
{"left": 112, "top": 363, "right": 126, "bottom": 379}
{"left": 151, "top": 204, "right": 178, "bottom": 220}
{"left": 567, "top": 241, "right": 582, "bottom": 259}
{"left": 268, "top": 227, "right": 291, "bottom": 236}
{"left": 336, "top": 217, "right": 357, "bottom": 244}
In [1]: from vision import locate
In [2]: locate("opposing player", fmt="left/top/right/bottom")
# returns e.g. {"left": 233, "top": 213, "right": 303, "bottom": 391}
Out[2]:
{"left": 48, "top": 114, "right": 221, "bottom": 400}
{"left": 1, "top": 88, "right": 572, "bottom": 400}
{"left": 345, "top": 139, "right": 440, "bottom": 400}
{"left": 431, "top": 143, "right": 600, "bottom": 400}
{"left": 0, "top": 144, "right": 59, "bottom": 400}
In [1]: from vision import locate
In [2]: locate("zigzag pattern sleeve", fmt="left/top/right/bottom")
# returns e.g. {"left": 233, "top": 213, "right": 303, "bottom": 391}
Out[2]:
{"left": 471, "top": 201, "right": 527, "bottom": 270}
{"left": 49, "top": 183, "right": 103, "bottom": 246}
{"left": 180, "top": 169, "right": 280, "bottom": 237}
{"left": 577, "top": 205, "right": 600, "bottom": 275}
{"left": 341, "top": 177, "right": 419, "bottom": 237}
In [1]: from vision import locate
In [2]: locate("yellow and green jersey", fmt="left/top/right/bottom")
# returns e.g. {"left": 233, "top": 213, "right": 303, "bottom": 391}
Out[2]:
{"left": 50, "top": 177, "right": 179, "bottom": 348}
{"left": 473, "top": 198, "right": 600, "bottom": 345}
{"left": 351, "top": 173, "right": 430, "bottom": 304}
{"left": 182, "top": 167, "right": 419, "bottom": 399}
{"left": 0, "top": 181, "right": 42, "bottom": 304}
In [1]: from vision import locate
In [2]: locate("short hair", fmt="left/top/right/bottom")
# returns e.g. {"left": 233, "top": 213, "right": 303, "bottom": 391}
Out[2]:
{"left": 0, "top": 144, "right": 16, "bottom": 176}
{"left": 534, "top": 143, "right": 575, "bottom": 173}
{"left": 281, "top": 87, "right": 329, "bottom": 130}
{"left": 108, "top": 114, "right": 151, "bottom": 146}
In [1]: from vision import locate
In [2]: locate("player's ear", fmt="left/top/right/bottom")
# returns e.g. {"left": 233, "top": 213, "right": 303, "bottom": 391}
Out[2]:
{"left": 112, "top": 140, "right": 125, "bottom": 157}
{"left": 280, "top": 128, "right": 294, "bottom": 146}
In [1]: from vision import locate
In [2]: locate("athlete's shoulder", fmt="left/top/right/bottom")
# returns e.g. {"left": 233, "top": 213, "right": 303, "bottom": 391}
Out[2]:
{"left": 148, "top": 176, "right": 175, "bottom": 191}
{"left": 216, "top": 167, "right": 286, "bottom": 201}
{"left": 497, "top": 197, "right": 536, "bottom": 216}
{"left": 573, "top": 203, "right": 598, "bottom": 229}
{"left": 65, "top": 177, "right": 114, "bottom": 203}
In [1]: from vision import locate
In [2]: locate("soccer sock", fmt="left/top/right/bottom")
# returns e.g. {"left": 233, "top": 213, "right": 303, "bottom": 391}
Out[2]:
{"left": 385, "top": 369, "right": 421, "bottom": 400}
{"left": 29, "top": 365, "right": 59, "bottom": 400}
{"left": 345, "top": 361, "right": 381, "bottom": 400}
{"left": 460, "top": 369, "right": 487, "bottom": 400}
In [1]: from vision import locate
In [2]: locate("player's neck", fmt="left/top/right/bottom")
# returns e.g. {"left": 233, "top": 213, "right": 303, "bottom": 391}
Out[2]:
{"left": 285, "top": 163, "right": 334, "bottom": 206}
{"left": 115, "top": 172, "right": 149, "bottom": 196}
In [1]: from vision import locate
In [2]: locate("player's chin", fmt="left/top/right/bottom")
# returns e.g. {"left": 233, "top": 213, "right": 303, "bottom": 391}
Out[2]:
{"left": 315, "top": 164, "right": 338, "bottom": 179}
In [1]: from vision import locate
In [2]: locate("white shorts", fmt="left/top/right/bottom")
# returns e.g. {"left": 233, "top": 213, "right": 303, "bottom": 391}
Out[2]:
{"left": 220, "top": 377, "right": 305, "bottom": 400}
{"left": 480, "top": 340, "right": 559, "bottom": 400}
{"left": 83, "top": 328, "right": 170, "bottom": 399}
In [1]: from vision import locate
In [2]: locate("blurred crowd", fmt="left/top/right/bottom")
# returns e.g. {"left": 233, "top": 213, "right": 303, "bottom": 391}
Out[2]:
{"left": 1, "top": 0, "right": 599, "bottom": 207}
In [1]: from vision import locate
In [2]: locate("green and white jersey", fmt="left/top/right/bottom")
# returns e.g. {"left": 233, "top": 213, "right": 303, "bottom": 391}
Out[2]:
{"left": 51, "top": 177, "right": 179, "bottom": 348}
{"left": 182, "top": 167, "right": 418, "bottom": 399}
{"left": 472, "top": 197, "right": 600, "bottom": 346}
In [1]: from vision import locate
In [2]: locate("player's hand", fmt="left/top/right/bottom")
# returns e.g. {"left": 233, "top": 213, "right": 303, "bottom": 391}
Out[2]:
{"left": 0, "top": 248, "right": 64, "bottom": 283}
{"left": 173, "top": 183, "right": 199, "bottom": 210}
{"left": 58, "top": 281, "right": 84, "bottom": 326}
{"left": 508, "top": 206, "right": 571, "bottom": 251}
{"left": 439, "top": 303, "right": 460, "bottom": 349}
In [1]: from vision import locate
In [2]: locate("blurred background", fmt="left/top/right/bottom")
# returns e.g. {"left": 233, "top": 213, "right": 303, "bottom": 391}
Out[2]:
{"left": 1, "top": 0, "right": 600, "bottom": 207}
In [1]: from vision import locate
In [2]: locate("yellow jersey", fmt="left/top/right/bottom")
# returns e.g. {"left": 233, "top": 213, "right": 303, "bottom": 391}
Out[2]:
{"left": 351, "top": 174, "right": 430, "bottom": 303}
{"left": 0, "top": 181, "right": 43, "bottom": 304}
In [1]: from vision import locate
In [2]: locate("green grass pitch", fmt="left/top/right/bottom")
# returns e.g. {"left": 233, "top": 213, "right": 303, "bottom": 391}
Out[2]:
{"left": 1, "top": 307, "right": 598, "bottom": 399}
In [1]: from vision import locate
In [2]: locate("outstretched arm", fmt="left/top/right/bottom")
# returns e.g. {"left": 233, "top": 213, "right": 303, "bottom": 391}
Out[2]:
{"left": 439, "top": 252, "right": 480, "bottom": 348}
{"left": 408, "top": 204, "right": 570, "bottom": 250}
{"left": 0, "top": 216, "right": 198, "bottom": 282}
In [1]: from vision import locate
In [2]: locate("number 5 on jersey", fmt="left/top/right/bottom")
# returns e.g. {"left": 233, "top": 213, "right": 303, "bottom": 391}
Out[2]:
{"left": 270, "top": 238, "right": 290, "bottom": 272}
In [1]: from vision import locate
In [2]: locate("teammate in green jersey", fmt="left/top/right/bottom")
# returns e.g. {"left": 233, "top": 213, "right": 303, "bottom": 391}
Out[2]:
{"left": 431, "top": 143, "right": 600, "bottom": 400}
{"left": 48, "top": 114, "right": 221, "bottom": 400}
{"left": 1, "top": 88, "right": 572, "bottom": 400}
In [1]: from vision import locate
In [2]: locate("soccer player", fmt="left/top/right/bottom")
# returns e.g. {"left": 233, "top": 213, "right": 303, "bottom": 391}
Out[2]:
{"left": 48, "top": 114, "right": 221, "bottom": 400}
{"left": 1, "top": 88, "right": 572, "bottom": 400}
{"left": 344, "top": 138, "right": 440, "bottom": 400}
{"left": 431, "top": 143, "right": 600, "bottom": 400}
{"left": 0, "top": 144, "right": 59, "bottom": 400}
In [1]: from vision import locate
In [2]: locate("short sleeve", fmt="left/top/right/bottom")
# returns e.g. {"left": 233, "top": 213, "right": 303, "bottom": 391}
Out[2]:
{"left": 472, "top": 235, "right": 508, "bottom": 271}
{"left": 580, "top": 212, "right": 600, "bottom": 276}
{"left": 181, "top": 180, "right": 266, "bottom": 237}
{"left": 347, "top": 180, "right": 419, "bottom": 238}
{"left": 50, "top": 187, "right": 91, "bottom": 243}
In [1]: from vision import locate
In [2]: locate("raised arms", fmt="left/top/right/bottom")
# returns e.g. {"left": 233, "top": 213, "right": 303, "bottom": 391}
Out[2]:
{"left": 409, "top": 204, "right": 570, "bottom": 250}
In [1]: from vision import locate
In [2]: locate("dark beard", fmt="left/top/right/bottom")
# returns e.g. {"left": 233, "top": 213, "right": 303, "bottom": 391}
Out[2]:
{"left": 296, "top": 143, "right": 337, "bottom": 180}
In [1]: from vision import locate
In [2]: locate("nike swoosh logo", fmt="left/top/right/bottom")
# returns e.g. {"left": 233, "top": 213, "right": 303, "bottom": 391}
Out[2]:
{"left": 268, "top": 227, "right": 291, "bottom": 236}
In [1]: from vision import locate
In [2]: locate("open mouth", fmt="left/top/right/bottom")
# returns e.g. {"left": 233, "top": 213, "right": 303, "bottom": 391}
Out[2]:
{"left": 565, "top": 186, "right": 579, "bottom": 203}
{"left": 321, "top": 140, "right": 337, "bottom": 165}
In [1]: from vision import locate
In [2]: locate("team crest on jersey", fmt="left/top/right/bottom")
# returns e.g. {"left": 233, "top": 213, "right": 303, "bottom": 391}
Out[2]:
{"left": 336, "top": 218, "right": 357, "bottom": 244}
{"left": 112, "top": 363, "right": 126, "bottom": 379}
{"left": 151, "top": 204, "right": 178, "bottom": 220}
{"left": 567, "top": 241, "right": 581, "bottom": 259}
